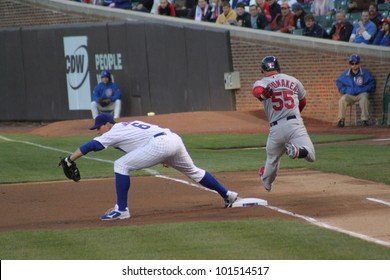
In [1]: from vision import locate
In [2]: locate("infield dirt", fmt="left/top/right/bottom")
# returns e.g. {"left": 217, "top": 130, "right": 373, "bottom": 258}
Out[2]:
{"left": 0, "top": 111, "right": 389, "bottom": 247}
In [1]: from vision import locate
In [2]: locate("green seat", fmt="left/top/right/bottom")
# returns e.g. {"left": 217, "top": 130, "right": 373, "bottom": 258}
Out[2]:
{"left": 301, "top": 2, "right": 312, "bottom": 14}
{"left": 378, "top": 3, "right": 390, "bottom": 12}
{"left": 347, "top": 12, "right": 361, "bottom": 22}
{"left": 334, "top": 0, "right": 347, "bottom": 11}
{"left": 315, "top": 15, "right": 334, "bottom": 29}
{"left": 292, "top": 28, "right": 303, "bottom": 35}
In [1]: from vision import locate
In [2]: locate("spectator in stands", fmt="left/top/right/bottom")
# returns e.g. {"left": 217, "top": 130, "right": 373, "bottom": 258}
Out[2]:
{"left": 310, "top": 0, "right": 334, "bottom": 16}
{"left": 270, "top": 2, "right": 294, "bottom": 32}
{"left": 267, "top": 0, "right": 282, "bottom": 22}
{"left": 249, "top": 4, "right": 269, "bottom": 29}
{"left": 335, "top": 54, "right": 376, "bottom": 127}
{"left": 328, "top": 10, "right": 354, "bottom": 41}
{"left": 187, "top": 0, "right": 209, "bottom": 21}
{"left": 150, "top": 0, "right": 160, "bottom": 14}
{"left": 132, "top": 0, "right": 154, "bottom": 12}
{"left": 347, "top": 0, "right": 370, "bottom": 13}
{"left": 302, "top": 13, "right": 329, "bottom": 37}
{"left": 158, "top": 0, "right": 176, "bottom": 16}
{"left": 103, "top": 0, "right": 131, "bottom": 8}
{"left": 279, "top": 0, "right": 299, "bottom": 8}
{"left": 250, "top": 0, "right": 271, "bottom": 22}
{"left": 369, "top": 3, "right": 383, "bottom": 29}
{"left": 373, "top": 18, "right": 390, "bottom": 46}
{"left": 115, "top": 0, "right": 132, "bottom": 8}
{"left": 230, "top": 0, "right": 251, "bottom": 11}
{"left": 216, "top": 1, "right": 237, "bottom": 25}
{"left": 204, "top": 0, "right": 223, "bottom": 23}
{"left": 103, "top": 0, "right": 114, "bottom": 6}
{"left": 79, "top": 0, "right": 101, "bottom": 4}
{"left": 236, "top": 2, "right": 252, "bottom": 27}
{"left": 173, "top": 0, "right": 196, "bottom": 18}
{"left": 291, "top": 2, "right": 307, "bottom": 30}
{"left": 278, "top": 0, "right": 297, "bottom": 7}
{"left": 349, "top": 10, "right": 377, "bottom": 44}
{"left": 91, "top": 70, "right": 122, "bottom": 119}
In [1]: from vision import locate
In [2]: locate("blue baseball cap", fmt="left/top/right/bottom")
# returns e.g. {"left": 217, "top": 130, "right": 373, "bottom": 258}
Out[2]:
{"left": 292, "top": 3, "right": 302, "bottom": 11}
{"left": 349, "top": 54, "right": 360, "bottom": 64}
{"left": 100, "top": 70, "right": 111, "bottom": 79}
{"left": 90, "top": 113, "right": 115, "bottom": 130}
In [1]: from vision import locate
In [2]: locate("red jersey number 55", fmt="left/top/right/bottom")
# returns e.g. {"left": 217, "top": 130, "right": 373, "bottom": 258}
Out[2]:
{"left": 271, "top": 91, "right": 295, "bottom": 111}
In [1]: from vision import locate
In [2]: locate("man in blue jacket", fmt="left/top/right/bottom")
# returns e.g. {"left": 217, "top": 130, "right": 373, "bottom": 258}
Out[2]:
{"left": 348, "top": 10, "right": 377, "bottom": 44}
{"left": 335, "top": 54, "right": 376, "bottom": 127}
{"left": 91, "top": 70, "right": 122, "bottom": 119}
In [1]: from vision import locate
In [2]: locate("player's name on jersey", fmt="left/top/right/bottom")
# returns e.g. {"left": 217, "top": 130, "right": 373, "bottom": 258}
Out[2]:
{"left": 268, "top": 79, "right": 299, "bottom": 92}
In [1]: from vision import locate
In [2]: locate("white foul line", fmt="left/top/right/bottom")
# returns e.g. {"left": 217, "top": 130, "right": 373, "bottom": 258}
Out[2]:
{"left": 367, "top": 197, "right": 390, "bottom": 207}
{"left": 2, "top": 134, "right": 389, "bottom": 247}
{"left": 265, "top": 205, "right": 390, "bottom": 247}
{"left": 0, "top": 135, "right": 155, "bottom": 172}
{"left": 0, "top": 135, "right": 112, "bottom": 162}
{"left": 371, "top": 138, "right": 390, "bottom": 141}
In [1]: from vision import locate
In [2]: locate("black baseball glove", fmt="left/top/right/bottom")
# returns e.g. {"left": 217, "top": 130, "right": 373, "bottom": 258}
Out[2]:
{"left": 58, "top": 156, "right": 80, "bottom": 182}
{"left": 99, "top": 98, "right": 111, "bottom": 107}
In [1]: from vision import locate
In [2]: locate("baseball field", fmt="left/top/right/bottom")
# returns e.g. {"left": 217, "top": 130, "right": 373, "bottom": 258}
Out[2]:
{"left": 1, "top": 111, "right": 390, "bottom": 264}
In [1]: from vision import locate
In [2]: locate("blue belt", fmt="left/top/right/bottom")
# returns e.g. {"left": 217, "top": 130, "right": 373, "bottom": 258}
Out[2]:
{"left": 270, "top": 115, "right": 296, "bottom": 127}
{"left": 154, "top": 132, "right": 166, "bottom": 138}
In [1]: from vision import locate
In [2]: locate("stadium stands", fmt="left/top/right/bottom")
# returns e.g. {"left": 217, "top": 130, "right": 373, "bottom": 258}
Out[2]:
{"left": 0, "top": 0, "right": 108, "bottom": 28}
{"left": 334, "top": 0, "right": 348, "bottom": 11}
{"left": 378, "top": 3, "right": 390, "bottom": 13}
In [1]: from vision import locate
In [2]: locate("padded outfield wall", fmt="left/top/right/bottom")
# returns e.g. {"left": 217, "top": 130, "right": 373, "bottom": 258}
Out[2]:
{"left": 0, "top": 21, "right": 234, "bottom": 121}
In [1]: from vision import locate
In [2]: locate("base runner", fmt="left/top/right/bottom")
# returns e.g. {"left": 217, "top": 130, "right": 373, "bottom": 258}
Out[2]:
{"left": 252, "top": 55, "right": 315, "bottom": 191}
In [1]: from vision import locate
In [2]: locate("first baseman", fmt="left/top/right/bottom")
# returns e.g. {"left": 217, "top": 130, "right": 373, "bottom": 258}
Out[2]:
{"left": 60, "top": 113, "right": 239, "bottom": 220}
{"left": 252, "top": 55, "right": 315, "bottom": 191}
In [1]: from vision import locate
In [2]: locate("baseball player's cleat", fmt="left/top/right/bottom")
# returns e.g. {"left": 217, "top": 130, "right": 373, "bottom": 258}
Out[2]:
{"left": 285, "top": 143, "right": 299, "bottom": 159}
{"left": 224, "top": 191, "right": 239, "bottom": 208}
{"left": 259, "top": 166, "right": 272, "bottom": 191}
{"left": 100, "top": 204, "right": 130, "bottom": 220}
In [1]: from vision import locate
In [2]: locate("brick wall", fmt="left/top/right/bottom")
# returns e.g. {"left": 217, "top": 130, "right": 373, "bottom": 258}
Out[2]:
{"left": 230, "top": 33, "right": 390, "bottom": 125}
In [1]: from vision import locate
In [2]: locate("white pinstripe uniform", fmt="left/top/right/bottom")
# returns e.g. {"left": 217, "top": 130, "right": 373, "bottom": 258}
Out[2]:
{"left": 253, "top": 73, "right": 315, "bottom": 190}
{"left": 94, "top": 120, "right": 206, "bottom": 182}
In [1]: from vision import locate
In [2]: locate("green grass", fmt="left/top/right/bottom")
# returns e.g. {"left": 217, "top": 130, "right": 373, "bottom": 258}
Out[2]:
{"left": 0, "top": 133, "right": 380, "bottom": 183}
{"left": 1, "top": 220, "right": 389, "bottom": 260}
{"left": 180, "top": 133, "right": 372, "bottom": 149}
{"left": 0, "top": 132, "right": 389, "bottom": 260}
